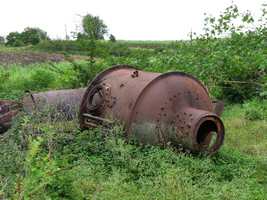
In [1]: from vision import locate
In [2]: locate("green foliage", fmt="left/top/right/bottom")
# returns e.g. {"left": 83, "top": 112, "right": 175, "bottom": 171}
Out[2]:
{"left": 17, "top": 30, "right": 267, "bottom": 102}
{"left": 0, "top": 59, "right": 110, "bottom": 99}
{"left": 0, "top": 62, "right": 76, "bottom": 99}
{"left": 24, "top": 68, "right": 56, "bottom": 90}
{"left": 0, "top": 70, "right": 9, "bottom": 91}
{"left": 80, "top": 14, "right": 108, "bottom": 40}
{"left": 32, "top": 4, "right": 266, "bottom": 103}
{"left": 5, "top": 27, "right": 49, "bottom": 47}
{"left": 21, "top": 27, "right": 49, "bottom": 45}
{"left": 107, "top": 42, "right": 131, "bottom": 57}
{"left": 6, "top": 32, "right": 24, "bottom": 47}
{"left": 0, "top": 107, "right": 266, "bottom": 199}
{"left": 243, "top": 99, "right": 267, "bottom": 120}
{"left": 202, "top": 3, "right": 266, "bottom": 38}
{"left": 35, "top": 40, "right": 83, "bottom": 53}
{"left": 222, "top": 103, "right": 267, "bottom": 157}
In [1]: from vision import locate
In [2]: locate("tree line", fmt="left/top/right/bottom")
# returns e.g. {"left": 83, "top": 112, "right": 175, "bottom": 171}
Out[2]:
{"left": 0, "top": 14, "right": 116, "bottom": 47}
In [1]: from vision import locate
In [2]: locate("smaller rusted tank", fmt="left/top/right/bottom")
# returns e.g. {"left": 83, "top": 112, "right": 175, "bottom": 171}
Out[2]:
{"left": 0, "top": 88, "right": 86, "bottom": 134}
{"left": 23, "top": 88, "right": 86, "bottom": 120}
{"left": 80, "top": 65, "right": 225, "bottom": 155}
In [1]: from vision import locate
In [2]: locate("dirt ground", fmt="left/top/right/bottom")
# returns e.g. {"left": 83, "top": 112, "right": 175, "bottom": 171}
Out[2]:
{"left": 0, "top": 52, "right": 65, "bottom": 65}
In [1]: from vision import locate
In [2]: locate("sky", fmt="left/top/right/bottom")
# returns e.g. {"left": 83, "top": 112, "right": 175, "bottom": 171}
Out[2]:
{"left": 0, "top": 0, "right": 266, "bottom": 40}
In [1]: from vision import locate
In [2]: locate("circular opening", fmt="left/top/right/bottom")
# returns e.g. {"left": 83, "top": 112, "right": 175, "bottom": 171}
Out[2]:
{"left": 197, "top": 120, "right": 218, "bottom": 147}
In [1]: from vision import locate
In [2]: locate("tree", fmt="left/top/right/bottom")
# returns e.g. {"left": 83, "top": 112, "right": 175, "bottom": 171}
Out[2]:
{"left": 109, "top": 34, "right": 116, "bottom": 42}
{"left": 81, "top": 14, "right": 108, "bottom": 40}
{"left": 21, "top": 27, "right": 49, "bottom": 45}
{"left": 6, "top": 32, "right": 24, "bottom": 47}
{"left": 5, "top": 27, "right": 49, "bottom": 47}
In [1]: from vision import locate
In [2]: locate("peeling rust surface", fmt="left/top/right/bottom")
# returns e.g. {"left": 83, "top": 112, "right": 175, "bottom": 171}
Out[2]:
{"left": 80, "top": 65, "right": 225, "bottom": 155}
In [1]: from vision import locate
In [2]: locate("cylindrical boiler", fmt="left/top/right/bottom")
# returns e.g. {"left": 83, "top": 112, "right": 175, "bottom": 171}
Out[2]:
{"left": 80, "top": 65, "right": 225, "bottom": 155}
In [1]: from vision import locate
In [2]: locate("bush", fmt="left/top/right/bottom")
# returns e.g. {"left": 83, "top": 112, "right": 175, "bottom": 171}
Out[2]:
{"left": 24, "top": 68, "right": 56, "bottom": 90}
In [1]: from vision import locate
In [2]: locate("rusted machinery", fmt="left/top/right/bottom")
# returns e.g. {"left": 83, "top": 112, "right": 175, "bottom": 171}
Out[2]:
{"left": 1, "top": 65, "right": 225, "bottom": 155}
{"left": 80, "top": 65, "right": 225, "bottom": 154}
{"left": 23, "top": 88, "right": 86, "bottom": 119}
{"left": 0, "top": 88, "right": 86, "bottom": 134}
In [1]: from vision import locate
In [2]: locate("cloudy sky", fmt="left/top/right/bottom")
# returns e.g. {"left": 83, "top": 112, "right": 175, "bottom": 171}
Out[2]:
{"left": 0, "top": 0, "right": 266, "bottom": 40}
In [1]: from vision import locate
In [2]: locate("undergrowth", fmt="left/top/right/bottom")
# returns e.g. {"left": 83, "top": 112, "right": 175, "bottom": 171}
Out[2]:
{"left": 0, "top": 105, "right": 266, "bottom": 199}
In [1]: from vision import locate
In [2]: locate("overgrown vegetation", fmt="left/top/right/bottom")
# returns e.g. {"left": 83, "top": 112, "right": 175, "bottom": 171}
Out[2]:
{"left": 5, "top": 27, "right": 49, "bottom": 47}
{"left": 0, "top": 104, "right": 266, "bottom": 199}
{"left": 0, "top": 3, "right": 266, "bottom": 199}
{"left": 31, "top": 4, "right": 267, "bottom": 103}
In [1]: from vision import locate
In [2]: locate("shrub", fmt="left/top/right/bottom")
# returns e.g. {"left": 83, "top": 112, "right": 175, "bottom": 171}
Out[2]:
{"left": 22, "top": 68, "right": 55, "bottom": 91}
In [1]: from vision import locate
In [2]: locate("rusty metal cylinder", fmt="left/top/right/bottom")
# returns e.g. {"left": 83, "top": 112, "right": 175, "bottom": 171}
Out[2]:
{"left": 80, "top": 65, "right": 225, "bottom": 154}
{"left": 0, "top": 88, "right": 86, "bottom": 134}
{"left": 23, "top": 88, "right": 86, "bottom": 120}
